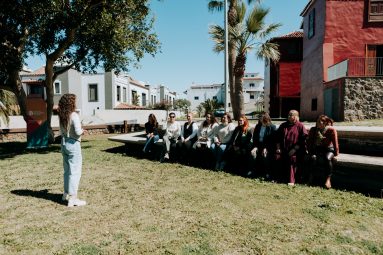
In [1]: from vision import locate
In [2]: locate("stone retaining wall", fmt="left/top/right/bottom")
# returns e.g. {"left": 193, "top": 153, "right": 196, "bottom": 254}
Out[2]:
{"left": 344, "top": 77, "right": 383, "bottom": 121}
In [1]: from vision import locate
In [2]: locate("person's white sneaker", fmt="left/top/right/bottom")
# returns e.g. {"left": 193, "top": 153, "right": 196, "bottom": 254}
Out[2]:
{"left": 62, "top": 193, "right": 68, "bottom": 201}
{"left": 164, "top": 153, "right": 170, "bottom": 160}
{"left": 67, "top": 198, "right": 87, "bottom": 207}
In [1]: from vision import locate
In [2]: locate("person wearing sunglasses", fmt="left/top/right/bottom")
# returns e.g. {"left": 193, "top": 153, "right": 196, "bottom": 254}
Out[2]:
{"left": 162, "top": 112, "right": 181, "bottom": 161}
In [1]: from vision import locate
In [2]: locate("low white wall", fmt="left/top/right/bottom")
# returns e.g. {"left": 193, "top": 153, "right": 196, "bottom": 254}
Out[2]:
{"left": 94, "top": 109, "right": 183, "bottom": 126}
{"left": 0, "top": 110, "right": 184, "bottom": 130}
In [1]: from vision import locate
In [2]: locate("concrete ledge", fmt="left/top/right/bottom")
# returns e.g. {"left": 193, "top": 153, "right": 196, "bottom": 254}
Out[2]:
{"left": 108, "top": 132, "right": 383, "bottom": 171}
{"left": 336, "top": 154, "right": 383, "bottom": 171}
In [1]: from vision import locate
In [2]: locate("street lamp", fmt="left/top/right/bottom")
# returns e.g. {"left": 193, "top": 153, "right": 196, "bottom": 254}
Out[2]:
{"left": 224, "top": 0, "right": 229, "bottom": 113}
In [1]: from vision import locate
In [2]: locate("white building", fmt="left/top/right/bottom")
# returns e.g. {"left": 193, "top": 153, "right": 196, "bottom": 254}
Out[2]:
{"left": 184, "top": 83, "right": 224, "bottom": 111}
{"left": 21, "top": 67, "right": 176, "bottom": 116}
{"left": 184, "top": 73, "right": 264, "bottom": 112}
{"left": 147, "top": 85, "right": 176, "bottom": 107}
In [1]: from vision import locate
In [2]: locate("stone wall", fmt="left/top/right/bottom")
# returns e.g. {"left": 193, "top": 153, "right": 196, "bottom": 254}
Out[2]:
{"left": 344, "top": 77, "right": 383, "bottom": 121}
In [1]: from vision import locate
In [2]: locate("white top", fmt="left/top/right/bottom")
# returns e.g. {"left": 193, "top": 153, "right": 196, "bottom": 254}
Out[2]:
{"left": 60, "top": 112, "right": 83, "bottom": 141}
{"left": 165, "top": 121, "right": 182, "bottom": 139}
{"left": 198, "top": 122, "right": 218, "bottom": 140}
{"left": 213, "top": 122, "right": 236, "bottom": 144}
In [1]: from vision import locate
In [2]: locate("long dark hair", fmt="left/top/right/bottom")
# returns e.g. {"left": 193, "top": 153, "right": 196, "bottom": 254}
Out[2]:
{"left": 58, "top": 94, "right": 76, "bottom": 132}
{"left": 202, "top": 113, "right": 212, "bottom": 128}
{"left": 149, "top": 113, "right": 158, "bottom": 128}
{"left": 316, "top": 114, "right": 334, "bottom": 127}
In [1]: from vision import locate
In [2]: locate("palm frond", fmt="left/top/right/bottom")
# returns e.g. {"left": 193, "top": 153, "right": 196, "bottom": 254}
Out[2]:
{"left": 246, "top": 6, "right": 269, "bottom": 34}
{"left": 208, "top": 0, "right": 224, "bottom": 13}
{"left": 256, "top": 42, "right": 280, "bottom": 63}
{"left": 209, "top": 24, "right": 225, "bottom": 53}
{"left": 235, "top": 2, "right": 247, "bottom": 24}
{"left": 0, "top": 89, "right": 19, "bottom": 125}
{"left": 248, "top": 0, "right": 262, "bottom": 5}
{"left": 259, "top": 23, "right": 282, "bottom": 40}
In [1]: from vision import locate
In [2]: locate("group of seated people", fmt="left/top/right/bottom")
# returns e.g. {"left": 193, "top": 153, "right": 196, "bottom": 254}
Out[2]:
{"left": 142, "top": 110, "right": 339, "bottom": 189}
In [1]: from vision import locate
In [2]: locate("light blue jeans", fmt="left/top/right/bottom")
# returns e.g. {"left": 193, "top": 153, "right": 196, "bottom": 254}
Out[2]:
{"left": 61, "top": 137, "right": 82, "bottom": 196}
{"left": 143, "top": 135, "right": 160, "bottom": 153}
{"left": 210, "top": 143, "right": 227, "bottom": 169}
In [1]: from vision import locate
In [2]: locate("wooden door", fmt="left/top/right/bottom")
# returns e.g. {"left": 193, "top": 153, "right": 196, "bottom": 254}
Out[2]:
{"left": 366, "top": 45, "right": 377, "bottom": 76}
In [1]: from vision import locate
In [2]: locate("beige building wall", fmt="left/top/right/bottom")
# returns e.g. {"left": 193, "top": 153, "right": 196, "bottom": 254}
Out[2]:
{"left": 300, "top": 0, "right": 326, "bottom": 120}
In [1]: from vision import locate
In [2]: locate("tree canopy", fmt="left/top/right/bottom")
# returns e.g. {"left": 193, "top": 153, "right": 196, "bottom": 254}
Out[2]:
{"left": 0, "top": 0, "right": 160, "bottom": 141}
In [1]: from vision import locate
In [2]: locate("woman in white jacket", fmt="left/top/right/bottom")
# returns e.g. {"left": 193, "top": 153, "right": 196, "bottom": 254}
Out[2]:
{"left": 210, "top": 112, "right": 236, "bottom": 170}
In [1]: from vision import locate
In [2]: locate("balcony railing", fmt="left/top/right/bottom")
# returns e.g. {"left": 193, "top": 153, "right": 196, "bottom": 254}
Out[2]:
{"left": 327, "top": 57, "right": 383, "bottom": 81}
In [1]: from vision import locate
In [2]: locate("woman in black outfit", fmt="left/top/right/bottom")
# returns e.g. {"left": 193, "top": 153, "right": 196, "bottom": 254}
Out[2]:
{"left": 248, "top": 113, "right": 277, "bottom": 179}
{"left": 143, "top": 113, "right": 160, "bottom": 153}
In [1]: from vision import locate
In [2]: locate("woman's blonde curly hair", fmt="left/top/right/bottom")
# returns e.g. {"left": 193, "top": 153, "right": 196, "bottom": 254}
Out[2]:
{"left": 58, "top": 94, "right": 76, "bottom": 133}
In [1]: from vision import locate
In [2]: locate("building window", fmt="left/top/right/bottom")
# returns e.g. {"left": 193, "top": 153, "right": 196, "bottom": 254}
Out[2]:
{"left": 88, "top": 84, "right": 98, "bottom": 102}
{"left": 369, "top": 0, "right": 383, "bottom": 22}
{"left": 311, "top": 98, "right": 317, "bottom": 111}
{"left": 194, "top": 96, "right": 199, "bottom": 100}
{"left": 308, "top": 8, "right": 315, "bottom": 39}
{"left": 142, "top": 93, "right": 146, "bottom": 106}
{"left": 54, "top": 81, "right": 61, "bottom": 95}
{"left": 123, "top": 87, "right": 127, "bottom": 102}
{"left": 117, "top": 86, "right": 121, "bottom": 101}
{"left": 249, "top": 83, "right": 255, "bottom": 87}
{"left": 250, "top": 95, "right": 255, "bottom": 99}
{"left": 213, "top": 96, "right": 217, "bottom": 100}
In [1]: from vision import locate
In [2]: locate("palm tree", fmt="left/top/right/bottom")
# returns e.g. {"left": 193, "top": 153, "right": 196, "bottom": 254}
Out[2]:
{"left": 208, "top": 0, "right": 261, "bottom": 116}
{"left": 209, "top": 1, "right": 280, "bottom": 118}
{"left": 0, "top": 89, "right": 19, "bottom": 125}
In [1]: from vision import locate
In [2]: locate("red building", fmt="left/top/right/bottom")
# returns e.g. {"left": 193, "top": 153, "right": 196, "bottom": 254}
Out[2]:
{"left": 264, "top": 31, "right": 303, "bottom": 118}
{"left": 300, "top": 0, "right": 383, "bottom": 120}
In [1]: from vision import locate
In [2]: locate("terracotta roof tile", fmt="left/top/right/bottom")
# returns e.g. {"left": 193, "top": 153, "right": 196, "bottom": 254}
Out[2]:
{"left": 273, "top": 31, "right": 303, "bottom": 39}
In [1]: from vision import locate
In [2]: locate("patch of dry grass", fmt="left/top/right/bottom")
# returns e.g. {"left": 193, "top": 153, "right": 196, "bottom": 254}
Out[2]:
{"left": 1, "top": 134, "right": 383, "bottom": 254}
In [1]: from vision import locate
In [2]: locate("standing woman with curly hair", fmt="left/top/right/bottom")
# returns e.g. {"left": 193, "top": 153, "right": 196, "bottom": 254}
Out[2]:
{"left": 58, "top": 94, "right": 86, "bottom": 207}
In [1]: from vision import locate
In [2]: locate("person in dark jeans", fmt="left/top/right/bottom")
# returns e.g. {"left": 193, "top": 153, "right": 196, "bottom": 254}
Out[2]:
{"left": 176, "top": 112, "right": 198, "bottom": 164}
{"left": 143, "top": 113, "right": 160, "bottom": 154}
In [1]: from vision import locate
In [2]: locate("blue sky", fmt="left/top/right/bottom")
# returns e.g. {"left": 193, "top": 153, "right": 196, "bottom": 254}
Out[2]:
{"left": 26, "top": 0, "right": 308, "bottom": 95}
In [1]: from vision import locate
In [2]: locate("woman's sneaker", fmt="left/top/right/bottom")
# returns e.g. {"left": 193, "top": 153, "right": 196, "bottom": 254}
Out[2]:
{"left": 68, "top": 198, "right": 86, "bottom": 207}
{"left": 62, "top": 193, "right": 68, "bottom": 201}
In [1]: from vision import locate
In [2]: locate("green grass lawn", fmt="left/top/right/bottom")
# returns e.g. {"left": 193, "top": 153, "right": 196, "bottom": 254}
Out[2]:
{"left": 1, "top": 134, "right": 383, "bottom": 254}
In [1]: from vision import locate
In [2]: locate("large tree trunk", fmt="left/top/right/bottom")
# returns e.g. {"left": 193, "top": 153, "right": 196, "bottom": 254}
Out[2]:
{"left": 227, "top": 0, "right": 237, "bottom": 116}
{"left": 233, "top": 52, "right": 246, "bottom": 119}
{"left": 7, "top": 70, "right": 28, "bottom": 121}
{"left": 228, "top": 40, "right": 236, "bottom": 114}
{"left": 45, "top": 60, "right": 55, "bottom": 143}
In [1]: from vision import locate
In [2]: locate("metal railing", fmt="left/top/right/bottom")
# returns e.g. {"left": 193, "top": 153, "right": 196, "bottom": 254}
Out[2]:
{"left": 327, "top": 57, "right": 383, "bottom": 81}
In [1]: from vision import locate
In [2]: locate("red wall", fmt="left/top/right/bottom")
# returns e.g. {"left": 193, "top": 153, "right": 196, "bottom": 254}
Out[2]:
{"left": 325, "top": 0, "right": 383, "bottom": 64}
{"left": 279, "top": 62, "right": 301, "bottom": 97}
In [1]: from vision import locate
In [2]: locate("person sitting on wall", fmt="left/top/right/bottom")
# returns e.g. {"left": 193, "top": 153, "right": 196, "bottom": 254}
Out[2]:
{"left": 143, "top": 113, "right": 160, "bottom": 155}
{"left": 275, "top": 110, "right": 308, "bottom": 186}
{"left": 162, "top": 112, "right": 182, "bottom": 162}
{"left": 307, "top": 114, "right": 339, "bottom": 189}
{"left": 226, "top": 114, "right": 252, "bottom": 176}
{"left": 210, "top": 112, "right": 236, "bottom": 171}
{"left": 248, "top": 112, "right": 277, "bottom": 179}
{"left": 194, "top": 112, "right": 218, "bottom": 149}
{"left": 176, "top": 112, "right": 198, "bottom": 164}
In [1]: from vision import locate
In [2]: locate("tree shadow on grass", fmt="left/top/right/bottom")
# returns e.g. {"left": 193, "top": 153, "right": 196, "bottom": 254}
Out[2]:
{"left": 11, "top": 189, "right": 66, "bottom": 206}
{"left": 0, "top": 140, "right": 91, "bottom": 160}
